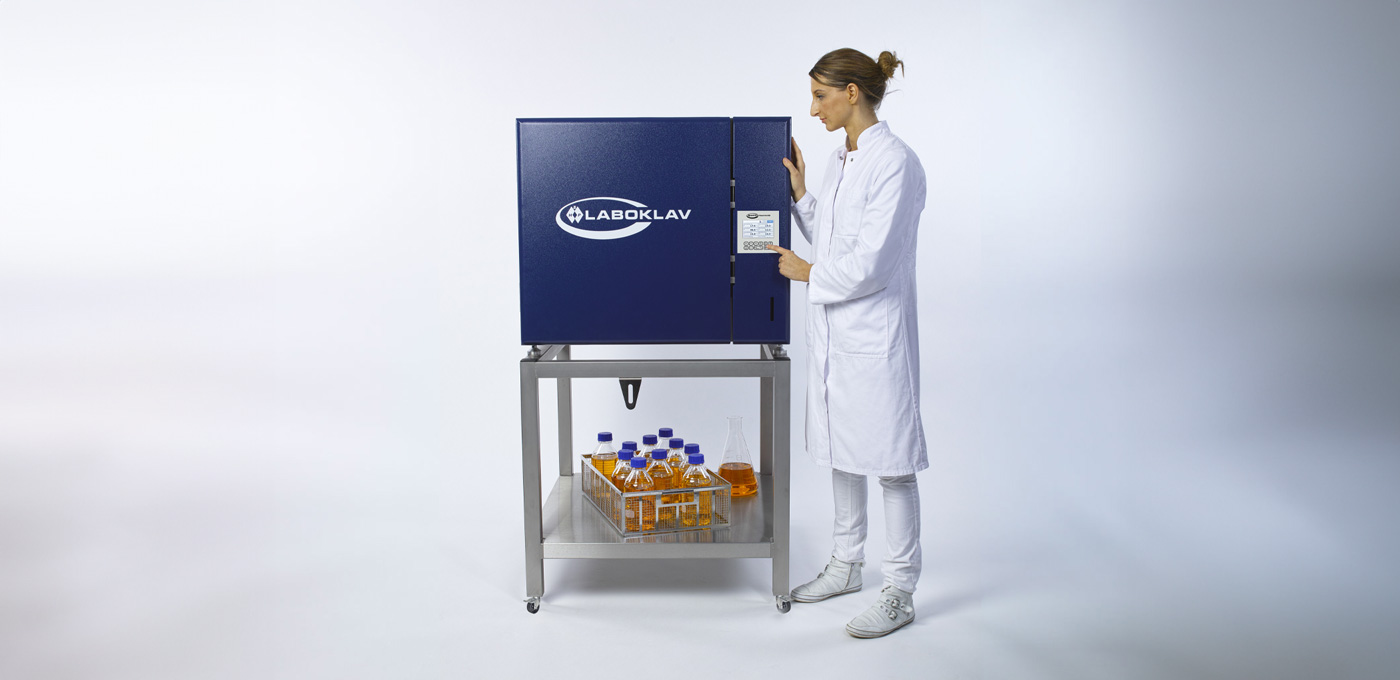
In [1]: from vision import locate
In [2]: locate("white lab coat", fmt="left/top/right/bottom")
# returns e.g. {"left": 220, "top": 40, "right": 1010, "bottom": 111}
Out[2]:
{"left": 792, "top": 121, "right": 928, "bottom": 476}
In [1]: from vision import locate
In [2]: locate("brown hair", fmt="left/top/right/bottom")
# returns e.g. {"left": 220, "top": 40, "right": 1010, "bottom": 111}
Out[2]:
{"left": 809, "top": 48, "right": 905, "bottom": 110}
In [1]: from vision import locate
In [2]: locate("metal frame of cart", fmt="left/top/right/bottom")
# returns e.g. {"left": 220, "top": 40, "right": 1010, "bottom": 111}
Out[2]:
{"left": 520, "top": 343, "right": 791, "bottom": 614}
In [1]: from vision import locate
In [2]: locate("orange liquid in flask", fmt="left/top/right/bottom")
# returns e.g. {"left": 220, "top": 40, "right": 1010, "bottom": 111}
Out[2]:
{"left": 718, "top": 462, "right": 757, "bottom": 497}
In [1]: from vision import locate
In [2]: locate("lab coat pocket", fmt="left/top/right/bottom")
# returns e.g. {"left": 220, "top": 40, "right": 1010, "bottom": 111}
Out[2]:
{"left": 832, "top": 189, "right": 866, "bottom": 238}
{"left": 829, "top": 290, "right": 889, "bottom": 358}
{"left": 829, "top": 233, "right": 857, "bottom": 259}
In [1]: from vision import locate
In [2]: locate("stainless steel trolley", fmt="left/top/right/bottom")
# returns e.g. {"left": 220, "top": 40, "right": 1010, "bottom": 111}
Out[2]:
{"left": 520, "top": 344, "right": 791, "bottom": 613}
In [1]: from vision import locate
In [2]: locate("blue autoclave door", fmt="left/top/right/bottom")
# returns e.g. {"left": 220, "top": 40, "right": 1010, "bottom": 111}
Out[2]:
{"left": 517, "top": 117, "right": 790, "bottom": 345}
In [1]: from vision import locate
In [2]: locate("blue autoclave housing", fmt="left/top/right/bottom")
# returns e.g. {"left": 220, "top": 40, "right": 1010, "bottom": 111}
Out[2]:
{"left": 517, "top": 117, "right": 791, "bottom": 345}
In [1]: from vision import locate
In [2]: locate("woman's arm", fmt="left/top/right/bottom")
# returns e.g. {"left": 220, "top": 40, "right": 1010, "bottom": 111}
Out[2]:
{"left": 791, "top": 192, "right": 818, "bottom": 245}
{"left": 783, "top": 139, "right": 817, "bottom": 244}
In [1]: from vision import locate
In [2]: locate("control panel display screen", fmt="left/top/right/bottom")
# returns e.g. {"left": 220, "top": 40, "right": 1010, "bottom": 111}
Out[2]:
{"left": 737, "top": 210, "right": 780, "bottom": 254}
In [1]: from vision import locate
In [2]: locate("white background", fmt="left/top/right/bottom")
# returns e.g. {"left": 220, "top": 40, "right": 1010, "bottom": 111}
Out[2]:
{"left": 3, "top": 1, "right": 1398, "bottom": 678}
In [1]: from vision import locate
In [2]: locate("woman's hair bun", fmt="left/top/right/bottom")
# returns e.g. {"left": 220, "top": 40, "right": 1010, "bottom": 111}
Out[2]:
{"left": 809, "top": 48, "right": 903, "bottom": 110}
{"left": 878, "top": 50, "right": 904, "bottom": 81}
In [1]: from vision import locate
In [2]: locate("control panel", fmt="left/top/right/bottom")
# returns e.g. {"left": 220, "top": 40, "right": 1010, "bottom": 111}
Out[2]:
{"left": 736, "top": 210, "right": 780, "bottom": 254}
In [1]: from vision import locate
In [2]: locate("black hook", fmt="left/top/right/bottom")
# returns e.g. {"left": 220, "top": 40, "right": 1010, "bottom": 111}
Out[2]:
{"left": 619, "top": 379, "right": 641, "bottom": 410}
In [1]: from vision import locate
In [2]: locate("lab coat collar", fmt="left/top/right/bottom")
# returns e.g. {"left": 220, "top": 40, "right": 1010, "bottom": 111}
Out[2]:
{"left": 839, "top": 121, "right": 891, "bottom": 159}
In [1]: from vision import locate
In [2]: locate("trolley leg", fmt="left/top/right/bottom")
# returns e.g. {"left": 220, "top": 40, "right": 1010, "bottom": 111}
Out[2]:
{"left": 765, "top": 347, "right": 792, "bottom": 609}
{"left": 557, "top": 345, "right": 572, "bottom": 477}
{"left": 522, "top": 356, "right": 545, "bottom": 609}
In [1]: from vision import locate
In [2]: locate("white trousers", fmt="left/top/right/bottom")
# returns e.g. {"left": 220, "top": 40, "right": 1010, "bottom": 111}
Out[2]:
{"left": 830, "top": 469, "right": 922, "bottom": 593}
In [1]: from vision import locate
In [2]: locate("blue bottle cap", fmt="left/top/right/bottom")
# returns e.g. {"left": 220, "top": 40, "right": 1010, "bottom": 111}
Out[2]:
{"left": 658, "top": 427, "right": 673, "bottom": 438}
{"left": 618, "top": 449, "right": 634, "bottom": 460}
{"left": 622, "top": 441, "right": 637, "bottom": 451}
{"left": 669, "top": 438, "right": 684, "bottom": 449}
{"left": 642, "top": 434, "right": 658, "bottom": 445}
{"left": 631, "top": 456, "right": 648, "bottom": 468}
{"left": 598, "top": 432, "right": 612, "bottom": 442}
{"left": 688, "top": 453, "right": 704, "bottom": 465}
{"left": 684, "top": 443, "right": 699, "bottom": 454}
{"left": 652, "top": 449, "right": 668, "bottom": 460}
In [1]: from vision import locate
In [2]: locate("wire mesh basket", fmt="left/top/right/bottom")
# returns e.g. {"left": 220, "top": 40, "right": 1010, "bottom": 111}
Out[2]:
{"left": 581, "top": 461, "right": 731, "bottom": 536}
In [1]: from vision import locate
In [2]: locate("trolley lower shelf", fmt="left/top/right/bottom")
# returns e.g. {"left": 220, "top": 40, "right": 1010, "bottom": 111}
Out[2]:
{"left": 542, "top": 473, "right": 777, "bottom": 558}
{"left": 520, "top": 344, "right": 791, "bottom": 614}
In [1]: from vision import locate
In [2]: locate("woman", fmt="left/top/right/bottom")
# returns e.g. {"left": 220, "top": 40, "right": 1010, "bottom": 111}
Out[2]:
{"left": 768, "top": 47, "right": 927, "bottom": 639}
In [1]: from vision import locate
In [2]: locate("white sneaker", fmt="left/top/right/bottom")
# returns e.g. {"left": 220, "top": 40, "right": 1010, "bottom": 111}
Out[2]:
{"left": 791, "top": 557, "right": 863, "bottom": 603}
{"left": 845, "top": 585, "right": 915, "bottom": 638}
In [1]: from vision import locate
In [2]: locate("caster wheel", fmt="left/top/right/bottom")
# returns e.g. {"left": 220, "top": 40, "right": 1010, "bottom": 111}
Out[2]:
{"left": 776, "top": 598, "right": 791, "bottom": 613}
{"left": 526, "top": 599, "right": 540, "bottom": 614}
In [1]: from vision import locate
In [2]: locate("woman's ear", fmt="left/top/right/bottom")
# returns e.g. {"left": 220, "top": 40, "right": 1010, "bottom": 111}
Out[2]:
{"left": 847, "top": 83, "right": 860, "bottom": 104}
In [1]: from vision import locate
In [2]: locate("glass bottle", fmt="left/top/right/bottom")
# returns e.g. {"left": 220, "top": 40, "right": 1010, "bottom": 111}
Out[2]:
{"left": 623, "top": 456, "right": 656, "bottom": 532}
{"left": 679, "top": 445, "right": 712, "bottom": 527}
{"left": 640, "top": 434, "right": 659, "bottom": 461}
{"left": 718, "top": 416, "right": 757, "bottom": 497}
{"left": 606, "top": 447, "right": 635, "bottom": 526}
{"left": 610, "top": 447, "right": 636, "bottom": 490}
{"left": 646, "top": 448, "right": 677, "bottom": 527}
{"left": 609, "top": 441, "right": 635, "bottom": 498}
{"left": 589, "top": 432, "right": 616, "bottom": 477}
{"left": 666, "top": 437, "right": 686, "bottom": 478}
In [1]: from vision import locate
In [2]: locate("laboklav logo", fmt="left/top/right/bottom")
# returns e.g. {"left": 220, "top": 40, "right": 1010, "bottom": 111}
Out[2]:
{"left": 555, "top": 197, "right": 692, "bottom": 240}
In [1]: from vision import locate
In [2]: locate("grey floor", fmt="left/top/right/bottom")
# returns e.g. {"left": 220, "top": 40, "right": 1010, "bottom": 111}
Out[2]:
{"left": 4, "top": 346, "right": 1396, "bottom": 680}
{"left": 2, "top": 281, "right": 1398, "bottom": 679}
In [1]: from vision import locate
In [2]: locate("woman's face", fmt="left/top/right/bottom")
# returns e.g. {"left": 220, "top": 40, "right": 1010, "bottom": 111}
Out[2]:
{"left": 809, "top": 77, "right": 855, "bottom": 132}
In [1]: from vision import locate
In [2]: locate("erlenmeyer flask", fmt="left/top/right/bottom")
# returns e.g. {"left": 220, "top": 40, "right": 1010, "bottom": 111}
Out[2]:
{"left": 717, "top": 416, "right": 757, "bottom": 497}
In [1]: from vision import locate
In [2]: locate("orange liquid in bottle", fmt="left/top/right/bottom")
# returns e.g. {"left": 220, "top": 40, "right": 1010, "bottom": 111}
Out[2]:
{"left": 610, "top": 457, "right": 632, "bottom": 490}
{"left": 624, "top": 469, "right": 656, "bottom": 532}
{"left": 679, "top": 467, "right": 713, "bottom": 527}
{"left": 647, "top": 460, "right": 677, "bottom": 527}
{"left": 593, "top": 455, "right": 616, "bottom": 479}
{"left": 626, "top": 495, "right": 655, "bottom": 532}
{"left": 627, "top": 495, "right": 658, "bottom": 531}
{"left": 682, "top": 489, "right": 712, "bottom": 527}
{"left": 718, "top": 462, "right": 757, "bottom": 497}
